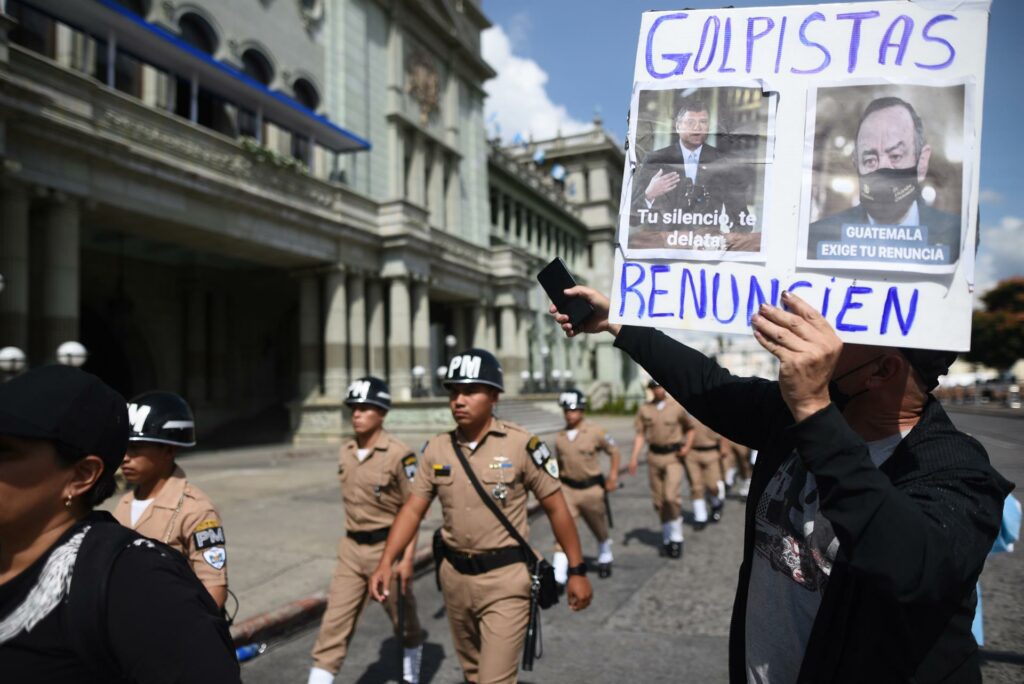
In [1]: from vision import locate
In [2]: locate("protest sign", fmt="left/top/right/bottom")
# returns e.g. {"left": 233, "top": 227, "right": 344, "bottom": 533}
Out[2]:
{"left": 612, "top": 0, "right": 988, "bottom": 351}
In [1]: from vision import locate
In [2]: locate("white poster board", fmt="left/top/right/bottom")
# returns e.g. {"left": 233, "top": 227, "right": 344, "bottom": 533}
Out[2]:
{"left": 611, "top": 0, "right": 989, "bottom": 351}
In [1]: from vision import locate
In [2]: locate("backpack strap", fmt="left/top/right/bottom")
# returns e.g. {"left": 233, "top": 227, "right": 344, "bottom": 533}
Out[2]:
{"left": 65, "top": 516, "right": 139, "bottom": 681}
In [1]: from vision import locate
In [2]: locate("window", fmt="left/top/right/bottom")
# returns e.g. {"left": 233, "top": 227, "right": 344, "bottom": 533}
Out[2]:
{"left": 179, "top": 12, "right": 218, "bottom": 55}
{"left": 241, "top": 48, "right": 273, "bottom": 86}
{"left": 8, "top": 1, "right": 54, "bottom": 57}
{"left": 293, "top": 78, "right": 320, "bottom": 111}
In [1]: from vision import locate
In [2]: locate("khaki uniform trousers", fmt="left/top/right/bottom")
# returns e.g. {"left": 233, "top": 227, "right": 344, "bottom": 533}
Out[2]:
{"left": 555, "top": 485, "right": 609, "bottom": 551}
{"left": 647, "top": 452, "right": 685, "bottom": 522}
{"left": 311, "top": 536, "right": 424, "bottom": 673}
{"left": 439, "top": 558, "right": 532, "bottom": 684}
{"left": 684, "top": 448, "right": 724, "bottom": 500}
{"left": 724, "top": 445, "right": 753, "bottom": 479}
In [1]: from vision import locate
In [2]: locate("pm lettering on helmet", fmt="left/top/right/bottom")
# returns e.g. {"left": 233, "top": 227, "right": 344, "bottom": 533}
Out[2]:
{"left": 449, "top": 354, "right": 482, "bottom": 380}
{"left": 560, "top": 392, "right": 579, "bottom": 407}
{"left": 347, "top": 380, "right": 371, "bottom": 401}
{"left": 127, "top": 403, "right": 151, "bottom": 433}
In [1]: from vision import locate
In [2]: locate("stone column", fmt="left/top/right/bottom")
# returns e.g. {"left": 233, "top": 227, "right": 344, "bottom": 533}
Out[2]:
{"left": 366, "top": 279, "right": 386, "bottom": 377}
{"left": 298, "top": 273, "right": 321, "bottom": 399}
{"left": 408, "top": 134, "right": 426, "bottom": 206}
{"left": 209, "top": 290, "right": 229, "bottom": 403}
{"left": 0, "top": 184, "right": 30, "bottom": 350}
{"left": 446, "top": 162, "right": 461, "bottom": 234}
{"left": 388, "top": 276, "right": 412, "bottom": 400}
{"left": 185, "top": 284, "right": 207, "bottom": 405}
{"left": 497, "top": 306, "right": 518, "bottom": 392}
{"left": 451, "top": 305, "right": 466, "bottom": 350}
{"left": 428, "top": 148, "right": 444, "bottom": 227}
{"left": 515, "top": 309, "right": 530, "bottom": 394}
{"left": 347, "top": 271, "right": 367, "bottom": 381}
{"left": 411, "top": 279, "right": 430, "bottom": 373}
{"left": 324, "top": 267, "right": 348, "bottom": 398}
{"left": 472, "top": 304, "right": 493, "bottom": 351}
{"left": 39, "top": 195, "right": 79, "bottom": 359}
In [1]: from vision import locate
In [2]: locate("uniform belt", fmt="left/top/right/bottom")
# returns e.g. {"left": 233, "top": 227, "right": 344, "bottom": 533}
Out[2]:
{"left": 693, "top": 444, "right": 719, "bottom": 452}
{"left": 443, "top": 544, "right": 525, "bottom": 575}
{"left": 560, "top": 474, "right": 604, "bottom": 489}
{"left": 347, "top": 527, "right": 391, "bottom": 545}
{"left": 649, "top": 442, "right": 683, "bottom": 454}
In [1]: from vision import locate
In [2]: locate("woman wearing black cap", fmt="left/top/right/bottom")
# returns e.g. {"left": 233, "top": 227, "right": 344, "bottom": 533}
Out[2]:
{"left": 0, "top": 366, "right": 240, "bottom": 683}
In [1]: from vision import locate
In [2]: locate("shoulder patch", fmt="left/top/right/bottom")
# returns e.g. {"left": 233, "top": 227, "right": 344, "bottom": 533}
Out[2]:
{"left": 402, "top": 453, "right": 417, "bottom": 480}
{"left": 202, "top": 546, "right": 226, "bottom": 570}
{"left": 193, "top": 520, "right": 225, "bottom": 550}
{"left": 527, "top": 436, "right": 553, "bottom": 469}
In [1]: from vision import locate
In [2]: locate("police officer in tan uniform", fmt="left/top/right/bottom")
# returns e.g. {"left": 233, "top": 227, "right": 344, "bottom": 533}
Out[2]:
{"left": 551, "top": 389, "right": 620, "bottom": 581}
{"left": 307, "top": 377, "right": 425, "bottom": 684}
{"left": 113, "top": 391, "right": 228, "bottom": 608}
{"left": 628, "top": 379, "right": 694, "bottom": 558}
{"left": 369, "top": 348, "right": 592, "bottom": 684}
{"left": 720, "top": 436, "right": 753, "bottom": 501}
{"left": 683, "top": 414, "right": 726, "bottom": 530}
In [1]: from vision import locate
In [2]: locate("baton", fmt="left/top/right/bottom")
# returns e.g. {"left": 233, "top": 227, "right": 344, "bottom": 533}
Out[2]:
{"left": 396, "top": 573, "right": 406, "bottom": 678}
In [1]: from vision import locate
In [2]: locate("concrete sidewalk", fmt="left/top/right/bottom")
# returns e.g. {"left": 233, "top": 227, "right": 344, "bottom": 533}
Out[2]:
{"left": 103, "top": 416, "right": 639, "bottom": 644}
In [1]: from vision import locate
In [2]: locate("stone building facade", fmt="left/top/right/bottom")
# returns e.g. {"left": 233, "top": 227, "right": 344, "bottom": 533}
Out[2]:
{"left": 0, "top": 0, "right": 610, "bottom": 443}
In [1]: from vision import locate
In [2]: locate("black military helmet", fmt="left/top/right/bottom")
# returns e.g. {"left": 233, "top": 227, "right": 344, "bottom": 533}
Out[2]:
{"left": 442, "top": 348, "right": 504, "bottom": 392}
{"left": 558, "top": 389, "right": 587, "bottom": 410}
{"left": 344, "top": 376, "right": 392, "bottom": 411}
{"left": 127, "top": 391, "right": 196, "bottom": 447}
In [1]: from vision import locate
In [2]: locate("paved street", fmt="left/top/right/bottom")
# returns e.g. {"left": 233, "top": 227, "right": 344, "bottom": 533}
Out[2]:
{"left": 222, "top": 409, "right": 1023, "bottom": 683}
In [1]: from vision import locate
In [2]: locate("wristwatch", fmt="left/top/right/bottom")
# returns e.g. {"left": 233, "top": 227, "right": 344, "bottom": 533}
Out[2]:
{"left": 567, "top": 562, "right": 588, "bottom": 577}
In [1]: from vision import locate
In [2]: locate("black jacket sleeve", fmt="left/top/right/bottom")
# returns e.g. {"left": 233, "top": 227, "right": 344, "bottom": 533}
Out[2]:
{"left": 614, "top": 325, "right": 792, "bottom": 450}
{"left": 106, "top": 542, "right": 241, "bottom": 683}
{"left": 791, "top": 403, "right": 1011, "bottom": 605}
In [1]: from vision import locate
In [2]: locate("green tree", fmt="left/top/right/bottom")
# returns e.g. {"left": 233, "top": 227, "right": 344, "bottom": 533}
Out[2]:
{"left": 966, "top": 278, "right": 1024, "bottom": 371}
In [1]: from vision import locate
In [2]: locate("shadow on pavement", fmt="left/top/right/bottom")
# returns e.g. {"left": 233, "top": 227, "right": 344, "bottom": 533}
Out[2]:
{"left": 620, "top": 527, "right": 663, "bottom": 552}
{"left": 354, "top": 636, "right": 446, "bottom": 683}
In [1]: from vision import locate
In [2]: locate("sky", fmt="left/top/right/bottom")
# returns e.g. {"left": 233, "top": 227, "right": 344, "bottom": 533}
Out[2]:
{"left": 480, "top": 0, "right": 1024, "bottom": 302}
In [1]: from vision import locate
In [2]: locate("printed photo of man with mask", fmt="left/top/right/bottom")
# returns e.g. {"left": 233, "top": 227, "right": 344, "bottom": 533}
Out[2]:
{"left": 804, "top": 87, "right": 965, "bottom": 268}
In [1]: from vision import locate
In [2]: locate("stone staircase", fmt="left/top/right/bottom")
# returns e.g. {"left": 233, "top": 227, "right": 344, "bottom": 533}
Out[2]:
{"left": 495, "top": 397, "right": 565, "bottom": 435}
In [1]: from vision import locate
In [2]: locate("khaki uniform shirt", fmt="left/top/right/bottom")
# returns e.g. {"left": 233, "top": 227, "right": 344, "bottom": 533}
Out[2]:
{"left": 555, "top": 420, "right": 621, "bottom": 481}
{"left": 688, "top": 415, "right": 721, "bottom": 449}
{"left": 411, "top": 418, "right": 561, "bottom": 553}
{"left": 338, "top": 431, "right": 417, "bottom": 532}
{"left": 634, "top": 398, "right": 694, "bottom": 446}
{"left": 112, "top": 465, "right": 227, "bottom": 590}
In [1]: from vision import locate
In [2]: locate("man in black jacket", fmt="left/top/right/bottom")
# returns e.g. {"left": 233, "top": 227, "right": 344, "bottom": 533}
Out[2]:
{"left": 549, "top": 287, "right": 1012, "bottom": 683}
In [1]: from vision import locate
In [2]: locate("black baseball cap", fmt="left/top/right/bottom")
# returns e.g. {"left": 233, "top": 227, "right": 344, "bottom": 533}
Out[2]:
{"left": 899, "top": 348, "right": 958, "bottom": 392}
{"left": 0, "top": 365, "right": 129, "bottom": 470}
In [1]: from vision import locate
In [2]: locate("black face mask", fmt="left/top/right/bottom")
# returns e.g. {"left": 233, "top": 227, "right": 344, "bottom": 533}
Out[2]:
{"left": 859, "top": 167, "right": 919, "bottom": 224}
{"left": 828, "top": 354, "right": 885, "bottom": 411}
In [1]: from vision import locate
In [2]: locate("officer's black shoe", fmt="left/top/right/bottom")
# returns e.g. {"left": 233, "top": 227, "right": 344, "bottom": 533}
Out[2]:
{"left": 660, "top": 542, "right": 670, "bottom": 557}
{"left": 667, "top": 541, "right": 683, "bottom": 559}
{"left": 598, "top": 562, "right": 612, "bottom": 578}
{"left": 555, "top": 581, "right": 566, "bottom": 597}
{"left": 693, "top": 520, "right": 707, "bottom": 531}
{"left": 711, "top": 502, "right": 724, "bottom": 523}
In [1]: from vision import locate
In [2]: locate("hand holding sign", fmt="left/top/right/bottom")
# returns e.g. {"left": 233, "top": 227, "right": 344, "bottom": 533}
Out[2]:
{"left": 645, "top": 168, "right": 681, "bottom": 202}
{"left": 751, "top": 290, "right": 842, "bottom": 422}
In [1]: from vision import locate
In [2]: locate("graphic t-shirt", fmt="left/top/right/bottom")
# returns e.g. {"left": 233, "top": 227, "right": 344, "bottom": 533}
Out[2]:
{"left": 745, "top": 432, "right": 904, "bottom": 683}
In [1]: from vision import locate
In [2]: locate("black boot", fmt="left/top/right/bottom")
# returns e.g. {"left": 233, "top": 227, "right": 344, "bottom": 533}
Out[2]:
{"left": 711, "top": 500, "right": 724, "bottom": 523}
{"left": 667, "top": 541, "right": 683, "bottom": 559}
{"left": 598, "top": 562, "right": 612, "bottom": 578}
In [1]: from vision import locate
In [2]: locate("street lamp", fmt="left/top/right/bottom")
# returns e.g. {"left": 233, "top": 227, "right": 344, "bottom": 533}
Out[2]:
{"left": 445, "top": 335, "right": 458, "bottom": 352}
{"left": 56, "top": 341, "right": 88, "bottom": 367}
{"left": 520, "top": 369, "right": 531, "bottom": 393}
{"left": 563, "top": 369, "right": 573, "bottom": 388}
{"left": 412, "top": 365, "right": 425, "bottom": 397}
{"left": 551, "top": 369, "right": 562, "bottom": 390}
{"left": 436, "top": 365, "right": 448, "bottom": 396}
{"left": 539, "top": 346, "right": 550, "bottom": 391}
{"left": 0, "top": 347, "right": 27, "bottom": 377}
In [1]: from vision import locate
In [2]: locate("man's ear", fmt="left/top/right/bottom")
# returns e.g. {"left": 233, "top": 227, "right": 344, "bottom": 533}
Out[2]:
{"left": 916, "top": 144, "right": 932, "bottom": 183}
{"left": 67, "top": 455, "right": 104, "bottom": 499}
{"left": 866, "top": 353, "right": 908, "bottom": 389}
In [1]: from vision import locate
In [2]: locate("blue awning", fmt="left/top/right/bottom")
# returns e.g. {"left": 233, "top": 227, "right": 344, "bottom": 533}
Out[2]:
{"left": 23, "top": 0, "right": 370, "bottom": 152}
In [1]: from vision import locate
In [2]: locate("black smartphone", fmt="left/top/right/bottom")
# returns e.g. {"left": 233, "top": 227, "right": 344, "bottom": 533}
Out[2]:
{"left": 537, "top": 257, "right": 594, "bottom": 330}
